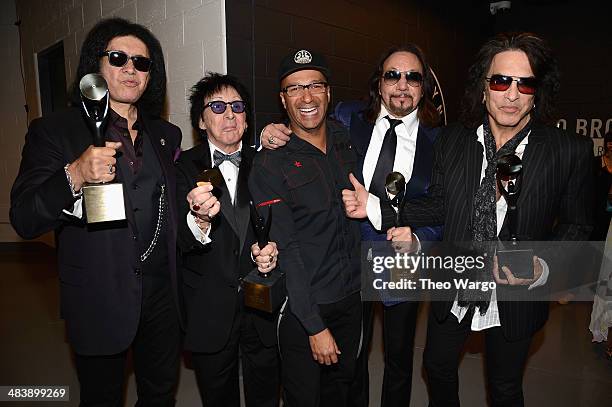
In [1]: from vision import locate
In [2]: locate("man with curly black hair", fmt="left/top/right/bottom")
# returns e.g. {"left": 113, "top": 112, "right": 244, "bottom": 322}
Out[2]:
{"left": 11, "top": 18, "right": 182, "bottom": 406}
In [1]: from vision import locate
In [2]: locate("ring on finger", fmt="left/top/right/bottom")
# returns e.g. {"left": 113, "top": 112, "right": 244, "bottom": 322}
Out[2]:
{"left": 268, "top": 136, "right": 275, "bottom": 145}
{"left": 108, "top": 164, "right": 115, "bottom": 174}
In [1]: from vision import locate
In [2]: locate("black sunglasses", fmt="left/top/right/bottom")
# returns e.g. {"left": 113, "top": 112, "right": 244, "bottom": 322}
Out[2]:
{"left": 486, "top": 74, "right": 538, "bottom": 95}
{"left": 382, "top": 70, "right": 423, "bottom": 87}
{"left": 204, "top": 100, "right": 247, "bottom": 114}
{"left": 100, "top": 50, "right": 152, "bottom": 72}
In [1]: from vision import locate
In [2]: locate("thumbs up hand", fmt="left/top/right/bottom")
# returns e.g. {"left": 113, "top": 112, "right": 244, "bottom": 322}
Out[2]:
{"left": 342, "top": 173, "right": 368, "bottom": 219}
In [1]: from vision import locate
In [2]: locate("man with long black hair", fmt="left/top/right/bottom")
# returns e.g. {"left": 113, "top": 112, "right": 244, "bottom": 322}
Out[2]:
{"left": 11, "top": 18, "right": 182, "bottom": 406}
{"left": 345, "top": 33, "right": 593, "bottom": 406}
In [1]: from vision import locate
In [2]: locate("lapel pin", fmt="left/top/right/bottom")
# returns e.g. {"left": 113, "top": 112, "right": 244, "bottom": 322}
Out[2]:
{"left": 160, "top": 138, "right": 166, "bottom": 146}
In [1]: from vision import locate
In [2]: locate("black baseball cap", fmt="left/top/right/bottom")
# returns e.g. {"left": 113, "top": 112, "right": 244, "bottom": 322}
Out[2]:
{"left": 278, "top": 49, "right": 330, "bottom": 82}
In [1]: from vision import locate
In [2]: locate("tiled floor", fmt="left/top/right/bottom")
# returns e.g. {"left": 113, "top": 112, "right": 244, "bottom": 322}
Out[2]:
{"left": 1, "top": 242, "right": 611, "bottom": 406}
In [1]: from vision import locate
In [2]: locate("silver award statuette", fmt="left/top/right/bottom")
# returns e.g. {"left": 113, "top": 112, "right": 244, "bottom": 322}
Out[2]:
{"left": 385, "top": 172, "right": 418, "bottom": 284}
{"left": 496, "top": 154, "right": 534, "bottom": 279}
{"left": 79, "top": 73, "right": 126, "bottom": 224}
{"left": 242, "top": 201, "right": 286, "bottom": 313}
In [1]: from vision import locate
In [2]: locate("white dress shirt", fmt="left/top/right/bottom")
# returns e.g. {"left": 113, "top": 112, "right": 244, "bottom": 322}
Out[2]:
{"left": 450, "top": 125, "right": 549, "bottom": 330}
{"left": 365, "top": 105, "right": 420, "bottom": 231}
{"left": 187, "top": 139, "right": 242, "bottom": 245}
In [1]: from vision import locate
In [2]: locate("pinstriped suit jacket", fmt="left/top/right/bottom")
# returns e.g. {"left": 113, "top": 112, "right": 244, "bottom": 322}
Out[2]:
{"left": 381, "top": 122, "right": 594, "bottom": 340}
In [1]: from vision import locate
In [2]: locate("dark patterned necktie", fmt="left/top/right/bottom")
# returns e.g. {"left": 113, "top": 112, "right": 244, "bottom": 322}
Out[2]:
{"left": 459, "top": 115, "right": 532, "bottom": 314}
{"left": 369, "top": 117, "right": 403, "bottom": 200}
{"left": 213, "top": 150, "right": 241, "bottom": 167}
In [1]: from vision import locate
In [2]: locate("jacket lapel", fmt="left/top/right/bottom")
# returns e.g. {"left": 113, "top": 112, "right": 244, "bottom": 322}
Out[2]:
{"left": 405, "top": 126, "right": 434, "bottom": 199}
{"left": 464, "top": 128, "right": 484, "bottom": 227}
{"left": 517, "top": 125, "right": 547, "bottom": 204}
{"left": 234, "top": 146, "right": 255, "bottom": 254}
{"left": 192, "top": 141, "right": 240, "bottom": 238}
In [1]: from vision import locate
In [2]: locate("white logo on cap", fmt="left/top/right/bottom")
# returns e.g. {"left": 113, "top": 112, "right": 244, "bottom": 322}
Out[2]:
{"left": 294, "top": 50, "right": 312, "bottom": 64}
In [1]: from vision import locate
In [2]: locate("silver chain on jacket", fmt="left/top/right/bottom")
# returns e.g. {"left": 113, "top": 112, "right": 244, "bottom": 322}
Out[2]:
{"left": 140, "top": 184, "right": 165, "bottom": 262}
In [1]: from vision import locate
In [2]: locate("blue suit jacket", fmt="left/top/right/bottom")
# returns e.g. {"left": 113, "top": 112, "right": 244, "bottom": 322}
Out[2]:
{"left": 332, "top": 101, "right": 443, "bottom": 244}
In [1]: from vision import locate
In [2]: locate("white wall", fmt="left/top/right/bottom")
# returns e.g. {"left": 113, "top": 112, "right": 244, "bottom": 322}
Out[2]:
{"left": 0, "top": 0, "right": 227, "bottom": 243}
{"left": 0, "top": 1, "right": 36, "bottom": 243}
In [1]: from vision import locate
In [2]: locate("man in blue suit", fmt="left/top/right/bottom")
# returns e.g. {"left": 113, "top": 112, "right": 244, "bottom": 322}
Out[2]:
{"left": 261, "top": 44, "right": 443, "bottom": 407}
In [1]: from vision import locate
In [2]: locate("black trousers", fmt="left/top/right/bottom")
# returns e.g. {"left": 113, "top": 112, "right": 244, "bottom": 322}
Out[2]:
{"left": 348, "top": 301, "right": 374, "bottom": 407}
{"left": 191, "top": 302, "right": 280, "bottom": 407}
{"left": 348, "top": 301, "right": 420, "bottom": 407}
{"left": 423, "top": 308, "right": 533, "bottom": 407}
{"left": 381, "top": 301, "right": 420, "bottom": 407}
{"left": 280, "top": 292, "right": 362, "bottom": 407}
{"left": 74, "top": 275, "right": 181, "bottom": 407}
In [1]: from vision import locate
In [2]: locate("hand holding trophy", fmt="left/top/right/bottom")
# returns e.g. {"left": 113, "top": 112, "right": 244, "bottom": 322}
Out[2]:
{"left": 242, "top": 200, "right": 286, "bottom": 313}
{"left": 79, "top": 73, "right": 126, "bottom": 224}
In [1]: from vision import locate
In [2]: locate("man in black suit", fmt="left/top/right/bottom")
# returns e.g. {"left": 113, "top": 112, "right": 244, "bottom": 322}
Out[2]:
{"left": 175, "top": 73, "right": 280, "bottom": 407}
{"left": 345, "top": 33, "right": 593, "bottom": 406}
{"left": 261, "top": 45, "right": 443, "bottom": 407}
{"left": 10, "top": 18, "right": 182, "bottom": 406}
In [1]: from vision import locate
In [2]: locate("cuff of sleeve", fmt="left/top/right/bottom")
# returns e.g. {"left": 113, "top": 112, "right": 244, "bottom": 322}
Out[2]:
{"left": 257, "top": 129, "right": 264, "bottom": 151}
{"left": 366, "top": 193, "right": 382, "bottom": 231}
{"left": 187, "top": 212, "right": 212, "bottom": 245}
{"left": 302, "top": 314, "right": 326, "bottom": 336}
{"left": 528, "top": 257, "right": 549, "bottom": 290}
{"left": 62, "top": 197, "right": 84, "bottom": 219}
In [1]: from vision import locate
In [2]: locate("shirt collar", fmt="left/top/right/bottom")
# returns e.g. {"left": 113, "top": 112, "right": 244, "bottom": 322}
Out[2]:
{"left": 376, "top": 104, "right": 419, "bottom": 128}
{"left": 476, "top": 124, "right": 530, "bottom": 148}
{"left": 108, "top": 108, "right": 142, "bottom": 131}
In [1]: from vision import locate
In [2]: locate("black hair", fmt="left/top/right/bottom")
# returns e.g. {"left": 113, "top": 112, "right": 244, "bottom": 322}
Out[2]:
{"left": 364, "top": 44, "right": 440, "bottom": 127}
{"left": 460, "top": 32, "right": 561, "bottom": 128}
{"left": 188, "top": 72, "right": 252, "bottom": 134}
{"left": 70, "top": 18, "right": 166, "bottom": 117}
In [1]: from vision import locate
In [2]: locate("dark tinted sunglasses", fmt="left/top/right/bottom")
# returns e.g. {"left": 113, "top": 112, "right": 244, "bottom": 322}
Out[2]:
{"left": 204, "top": 100, "right": 246, "bottom": 114}
{"left": 100, "top": 50, "right": 152, "bottom": 72}
{"left": 486, "top": 74, "right": 537, "bottom": 95}
{"left": 382, "top": 70, "right": 423, "bottom": 87}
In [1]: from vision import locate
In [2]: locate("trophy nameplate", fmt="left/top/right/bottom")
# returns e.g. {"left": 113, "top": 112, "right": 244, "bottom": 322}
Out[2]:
{"left": 82, "top": 183, "right": 127, "bottom": 223}
{"left": 243, "top": 268, "right": 286, "bottom": 313}
{"left": 79, "top": 73, "right": 127, "bottom": 224}
{"left": 242, "top": 202, "right": 286, "bottom": 313}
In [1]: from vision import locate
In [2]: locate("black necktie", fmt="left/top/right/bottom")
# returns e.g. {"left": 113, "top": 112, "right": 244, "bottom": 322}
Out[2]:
{"left": 370, "top": 117, "right": 403, "bottom": 200}
{"left": 213, "top": 150, "right": 241, "bottom": 167}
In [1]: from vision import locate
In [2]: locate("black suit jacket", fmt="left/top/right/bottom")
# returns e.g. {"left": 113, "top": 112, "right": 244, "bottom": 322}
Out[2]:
{"left": 10, "top": 107, "right": 182, "bottom": 355}
{"left": 175, "top": 141, "right": 276, "bottom": 353}
{"left": 382, "top": 122, "right": 593, "bottom": 340}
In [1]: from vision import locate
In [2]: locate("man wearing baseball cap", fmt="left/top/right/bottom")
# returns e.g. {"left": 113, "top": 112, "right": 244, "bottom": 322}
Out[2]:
{"left": 249, "top": 49, "right": 362, "bottom": 406}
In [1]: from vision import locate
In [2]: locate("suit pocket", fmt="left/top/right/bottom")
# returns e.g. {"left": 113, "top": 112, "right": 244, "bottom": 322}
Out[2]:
{"left": 59, "top": 264, "right": 89, "bottom": 287}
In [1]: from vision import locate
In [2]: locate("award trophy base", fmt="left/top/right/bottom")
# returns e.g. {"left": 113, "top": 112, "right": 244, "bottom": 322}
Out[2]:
{"left": 497, "top": 246, "right": 534, "bottom": 280}
{"left": 242, "top": 268, "right": 286, "bottom": 313}
{"left": 82, "top": 183, "right": 126, "bottom": 224}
